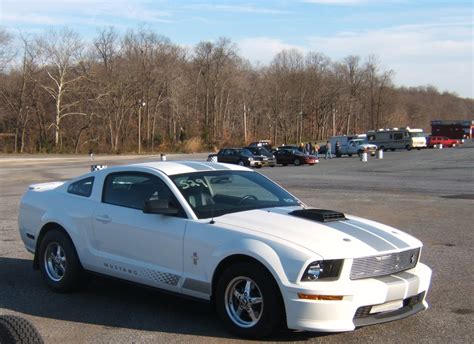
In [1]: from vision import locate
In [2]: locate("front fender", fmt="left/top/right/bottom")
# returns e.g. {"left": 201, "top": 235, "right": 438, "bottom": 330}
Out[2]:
{"left": 209, "top": 237, "right": 319, "bottom": 288}
{"left": 211, "top": 238, "right": 289, "bottom": 285}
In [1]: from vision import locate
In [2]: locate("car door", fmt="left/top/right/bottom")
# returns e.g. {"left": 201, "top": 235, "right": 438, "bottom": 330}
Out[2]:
{"left": 91, "top": 171, "right": 187, "bottom": 291}
{"left": 218, "top": 149, "right": 233, "bottom": 164}
{"left": 276, "top": 150, "right": 290, "bottom": 164}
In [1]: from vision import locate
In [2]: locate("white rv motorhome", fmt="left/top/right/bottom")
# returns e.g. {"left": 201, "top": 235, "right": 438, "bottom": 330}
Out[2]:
{"left": 366, "top": 127, "right": 427, "bottom": 151}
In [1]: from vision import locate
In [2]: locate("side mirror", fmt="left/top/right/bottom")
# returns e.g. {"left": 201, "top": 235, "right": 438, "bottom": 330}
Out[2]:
{"left": 143, "top": 199, "right": 179, "bottom": 215}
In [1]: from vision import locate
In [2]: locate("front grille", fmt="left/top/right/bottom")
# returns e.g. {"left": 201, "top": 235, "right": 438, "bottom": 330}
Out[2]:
{"left": 350, "top": 248, "right": 420, "bottom": 280}
{"left": 354, "top": 292, "right": 425, "bottom": 319}
{"left": 404, "top": 292, "right": 424, "bottom": 307}
{"left": 354, "top": 305, "right": 372, "bottom": 318}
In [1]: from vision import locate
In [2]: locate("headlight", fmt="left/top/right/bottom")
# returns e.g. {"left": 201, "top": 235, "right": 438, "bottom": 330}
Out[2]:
{"left": 248, "top": 157, "right": 254, "bottom": 161}
{"left": 301, "top": 260, "right": 343, "bottom": 281}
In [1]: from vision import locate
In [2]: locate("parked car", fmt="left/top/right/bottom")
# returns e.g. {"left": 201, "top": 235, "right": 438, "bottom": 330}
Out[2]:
{"left": 248, "top": 140, "right": 272, "bottom": 151}
{"left": 244, "top": 146, "right": 276, "bottom": 167}
{"left": 274, "top": 149, "right": 318, "bottom": 166}
{"left": 207, "top": 148, "right": 262, "bottom": 167}
{"left": 18, "top": 161, "right": 432, "bottom": 338}
{"left": 427, "top": 136, "right": 460, "bottom": 148}
{"left": 276, "top": 144, "right": 300, "bottom": 151}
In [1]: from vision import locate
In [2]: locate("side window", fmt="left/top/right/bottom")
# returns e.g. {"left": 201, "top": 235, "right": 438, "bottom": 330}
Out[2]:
{"left": 394, "top": 133, "right": 403, "bottom": 140}
{"left": 242, "top": 149, "right": 252, "bottom": 157}
{"left": 68, "top": 177, "right": 94, "bottom": 197}
{"left": 102, "top": 172, "right": 175, "bottom": 210}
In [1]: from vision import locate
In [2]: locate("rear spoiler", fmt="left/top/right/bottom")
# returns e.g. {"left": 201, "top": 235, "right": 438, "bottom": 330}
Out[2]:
{"left": 28, "top": 181, "right": 65, "bottom": 191}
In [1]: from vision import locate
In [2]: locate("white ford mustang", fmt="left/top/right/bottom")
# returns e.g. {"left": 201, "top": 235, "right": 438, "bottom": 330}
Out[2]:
{"left": 18, "top": 161, "right": 432, "bottom": 338}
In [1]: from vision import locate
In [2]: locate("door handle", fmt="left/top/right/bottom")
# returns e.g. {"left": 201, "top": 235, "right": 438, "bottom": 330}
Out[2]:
{"left": 95, "top": 215, "right": 112, "bottom": 224}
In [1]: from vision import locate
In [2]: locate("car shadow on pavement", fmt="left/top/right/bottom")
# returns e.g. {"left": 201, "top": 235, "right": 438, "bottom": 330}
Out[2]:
{"left": 0, "top": 257, "right": 328, "bottom": 341}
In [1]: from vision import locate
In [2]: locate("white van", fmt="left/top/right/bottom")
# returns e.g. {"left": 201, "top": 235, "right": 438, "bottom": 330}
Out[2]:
{"left": 330, "top": 136, "right": 377, "bottom": 157}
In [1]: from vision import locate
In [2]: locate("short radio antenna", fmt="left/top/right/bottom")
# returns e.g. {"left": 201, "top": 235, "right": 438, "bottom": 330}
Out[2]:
{"left": 210, "top": 202, "right": 215, "bottom": 224}
{"left": 210, "top": 192, "right": 215, "bottom": 224}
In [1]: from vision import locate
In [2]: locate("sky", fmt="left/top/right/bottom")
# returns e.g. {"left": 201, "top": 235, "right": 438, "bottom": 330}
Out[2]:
{"left": 0, "top": 0, "right": 473, "bottom": 98}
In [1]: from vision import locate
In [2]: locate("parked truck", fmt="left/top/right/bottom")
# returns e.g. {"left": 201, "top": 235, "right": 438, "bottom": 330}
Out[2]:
{"left": 329, "top": 136, "right": 377, "bottom": 157}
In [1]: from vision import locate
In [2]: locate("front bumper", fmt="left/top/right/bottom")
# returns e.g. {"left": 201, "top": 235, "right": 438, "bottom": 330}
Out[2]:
{"left": 261, "top": 158, "right": 277, "bottom": 167}
{"left": 282, "top": 262, "right": 432, "bottom": 332}
{"left": 248, "top": 160, "right": 262, "bottom": 167}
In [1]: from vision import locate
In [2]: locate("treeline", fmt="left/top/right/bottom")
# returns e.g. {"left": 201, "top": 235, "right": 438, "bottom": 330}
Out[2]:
{"left": 0, "top": 27, "right": 472, "bottom": 153}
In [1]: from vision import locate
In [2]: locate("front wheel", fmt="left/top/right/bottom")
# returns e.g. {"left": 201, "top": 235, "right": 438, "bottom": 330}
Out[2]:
{"left": 237, "top": 160, "right": 245, "bottom": 166}
{"left": 0, "top": 315, "right": 44, "bottom": 344}
{"left": 294, "top": 159, "right": 301, "bottom": 166}
{"left": 38, "top": 229, "right": 82, "bottom": 292}
{"left": 216, "top": 263, "right": 284, "bottom": 339}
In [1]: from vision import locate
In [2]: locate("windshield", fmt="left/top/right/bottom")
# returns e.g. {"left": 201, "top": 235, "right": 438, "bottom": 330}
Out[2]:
{"left": 171, "top": 171, "right": 300, "bottom": 219}
{"left": 247, "top": 147, "right": 273, "bottom": 157}
{"left": 409, "top": 132, "right": 425, "bottom": 137}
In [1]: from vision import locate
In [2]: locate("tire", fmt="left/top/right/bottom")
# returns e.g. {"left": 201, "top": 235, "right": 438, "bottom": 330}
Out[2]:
{"left": 406, "top": 145, "right": 412, "bottom": 151}
{"left": 38, "top": 229, "right": 82, "bottom": 293}
{"left": 357, "top": 150, "right": 363, "bottom": 157}
{"left": 237, "top": 160, "right": 245, "bottom": 166}
{"left": 390, "top": 148, "right": 396, "bottom": 152}
{"left": 348, "top": 154, "right": 352, "bottom": 157}
{"left": 282, "top": 164, "right": 287, "bottom": 166}
{"left": 216, "top": 262, "right": 284, "bottom": 339}
{"left": 294, "top": 159, "right": 301, "bottom": 166}
{"left": 0, "top": 315, "right": 44, "bottom": 344}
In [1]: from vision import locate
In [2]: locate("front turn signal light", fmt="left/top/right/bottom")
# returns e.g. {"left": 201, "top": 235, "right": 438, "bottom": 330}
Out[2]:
{"left": 298, "top": 293, "right": 344, "bottom": 301}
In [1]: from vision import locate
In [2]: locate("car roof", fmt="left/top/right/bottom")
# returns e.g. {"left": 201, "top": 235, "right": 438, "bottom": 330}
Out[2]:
{"left": 129, "top": 161, "right": 249, "bottom": 176}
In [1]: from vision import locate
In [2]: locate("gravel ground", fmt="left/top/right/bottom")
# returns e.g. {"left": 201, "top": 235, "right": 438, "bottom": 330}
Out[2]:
{"left": 0, "top": 145, "right": 473, "bottom": 343}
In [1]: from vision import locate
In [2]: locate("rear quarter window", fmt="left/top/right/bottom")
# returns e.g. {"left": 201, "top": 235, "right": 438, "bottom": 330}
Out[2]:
{"left": 67, "top": 177, "right": 94, "bottom": 197}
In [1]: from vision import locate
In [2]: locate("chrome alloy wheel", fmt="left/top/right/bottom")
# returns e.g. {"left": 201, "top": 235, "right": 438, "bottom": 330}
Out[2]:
{"left": 224, "top": 276, "right": 264, "bottom": 328}
{"left": 44, "top": 242, "right": 67, "bottom": 282}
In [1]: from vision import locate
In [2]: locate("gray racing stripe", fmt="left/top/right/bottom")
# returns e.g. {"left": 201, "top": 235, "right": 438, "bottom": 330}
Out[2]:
{"left": 178, "top": 161, "right": 215, "bottom": 171}
{"left": 326, "top": 221, "right": 396, "bottom": 251}
{"left": 348, "top": 219, "right": 410, "bottom": 249}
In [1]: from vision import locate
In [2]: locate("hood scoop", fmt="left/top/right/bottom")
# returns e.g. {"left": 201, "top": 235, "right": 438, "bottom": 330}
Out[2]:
{"left": 289, "top": 208, "right": 347, "bottom": 223}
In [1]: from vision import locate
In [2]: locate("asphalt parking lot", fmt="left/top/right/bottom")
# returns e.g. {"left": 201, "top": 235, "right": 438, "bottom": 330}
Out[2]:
{"left": 1, "top": 145, "right": 473, "bottom": 343}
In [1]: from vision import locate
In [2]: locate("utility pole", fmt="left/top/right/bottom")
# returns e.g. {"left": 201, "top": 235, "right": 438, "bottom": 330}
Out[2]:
{"left": 332, "top": 108, "right": 336, "bottom": 137}
{"left": 138, "top": 100, "right": 146, "bottom": 154}
{"left": 243, "top": 104, "right": 248, "bottom": 143}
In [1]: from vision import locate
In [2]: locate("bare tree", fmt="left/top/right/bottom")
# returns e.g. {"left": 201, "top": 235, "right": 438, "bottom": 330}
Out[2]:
{"left": 34, "top": 28, "right": 87, "bottom": 150}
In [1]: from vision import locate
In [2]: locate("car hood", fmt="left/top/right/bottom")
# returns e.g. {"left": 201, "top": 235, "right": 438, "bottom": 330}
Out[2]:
{"left": 215, "top": 207, "right": 421, "bottom": 259}
{"left": 358, "top": 143, "right": 377, "bottom": 149}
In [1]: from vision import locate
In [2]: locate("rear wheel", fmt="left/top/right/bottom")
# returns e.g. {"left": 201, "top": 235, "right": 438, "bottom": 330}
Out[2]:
{"left": 38, "top": 229, "right": 82, "bottom": 292}
{"left": 216, "top": 262, "right": 284, "bottom": 339}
